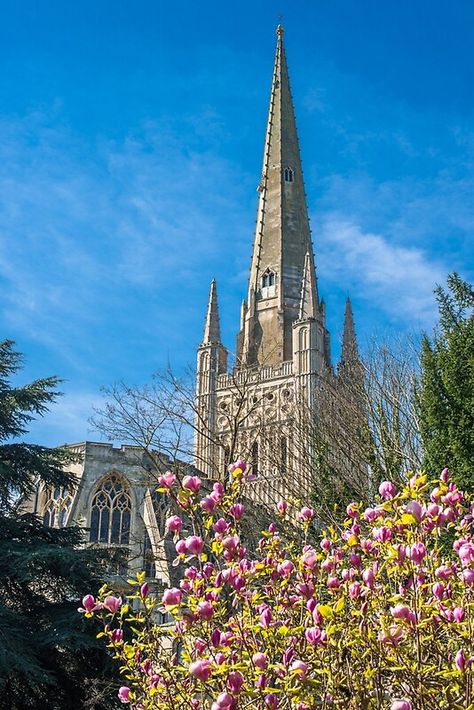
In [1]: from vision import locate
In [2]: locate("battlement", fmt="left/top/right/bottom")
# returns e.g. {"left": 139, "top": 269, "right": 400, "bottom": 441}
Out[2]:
{"left": 217, "top": 360, "right": 293, "bottom": 390}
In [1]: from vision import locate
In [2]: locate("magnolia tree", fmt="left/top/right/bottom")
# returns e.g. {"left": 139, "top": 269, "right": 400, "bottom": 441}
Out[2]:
{"left": 82, "top": 463, "right": 474, "bottom": 709}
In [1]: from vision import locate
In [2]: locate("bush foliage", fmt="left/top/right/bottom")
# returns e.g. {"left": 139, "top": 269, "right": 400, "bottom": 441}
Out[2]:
{"left": 84, "top": 463, "right": 473, "bottom": 709}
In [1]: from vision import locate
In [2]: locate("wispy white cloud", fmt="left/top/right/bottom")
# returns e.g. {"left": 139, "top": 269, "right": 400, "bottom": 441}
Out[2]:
{"left": 317, "top": 216, "right": 447, "bottom": 325}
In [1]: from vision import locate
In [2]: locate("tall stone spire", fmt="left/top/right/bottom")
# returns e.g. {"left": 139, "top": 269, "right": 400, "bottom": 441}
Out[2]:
{"left": 341, "top": 297, "right": 358, "bottom": 365}
{"left": 241, "top": 25, "right": 318, "bottom": 366}
{"left": 202, "top": 279, "right": 222, "bottom": 345}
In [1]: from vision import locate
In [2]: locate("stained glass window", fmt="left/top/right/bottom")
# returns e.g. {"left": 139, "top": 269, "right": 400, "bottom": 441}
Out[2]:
{"left": 89, "top": 474, "right": 131, "bottom": 545}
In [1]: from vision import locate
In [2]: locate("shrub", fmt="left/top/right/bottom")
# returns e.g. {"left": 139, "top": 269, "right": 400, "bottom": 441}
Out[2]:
{"left": 83, "top": 463, "right": 473, "bottom": 709}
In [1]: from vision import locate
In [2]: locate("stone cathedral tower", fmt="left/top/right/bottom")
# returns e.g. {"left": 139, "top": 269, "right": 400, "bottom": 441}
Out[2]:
{"left": 195, "top": 26, "right": 360, "bottom": 503}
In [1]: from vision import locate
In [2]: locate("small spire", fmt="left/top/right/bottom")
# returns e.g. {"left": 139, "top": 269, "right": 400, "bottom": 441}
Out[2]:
{"left": 298, "top": 251, "right": 318, "bottom": 320}
{"left": 341, "top": 297, "right": 359, "bottom": 364}
{"left": 276, "top": 23, "right": 284, "bottom": 39}
{"left": 202, "top": 279, "right": 222, "bottom": 345}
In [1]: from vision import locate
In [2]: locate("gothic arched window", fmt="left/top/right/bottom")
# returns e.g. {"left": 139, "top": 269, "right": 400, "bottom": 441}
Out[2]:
{"left": 251, "top": 440, "right": 259, "bottom": 477}
{"left": 89, "top": 473, "right": 131, "bottom": 545}
{"left": 43, "top": 486, "right": 73, "bottom": 528}
{"left": 280, "top": 436, "right": 288, "bottom": 475}
{"left": 261, "top": 268, "right": 275, "bottom": 289}
{"left": 284, "top": 167, "right": 294, "bottom": 183}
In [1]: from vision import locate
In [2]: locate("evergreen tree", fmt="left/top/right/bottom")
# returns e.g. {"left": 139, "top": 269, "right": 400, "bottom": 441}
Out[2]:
{"left": 417, "top": 274, "right": 474, "bottom": 493}
{"left": 0, "top": 340, "right": 120, "bottom": 709}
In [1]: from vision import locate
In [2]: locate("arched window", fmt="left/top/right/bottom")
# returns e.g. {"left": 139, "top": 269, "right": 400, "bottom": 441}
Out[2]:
{"left": 280, "top": 436, "right": 288, "bottom": 475}
{"left": 43, "top": 486, "right": 73, "bottom": 528}
{"left": 261, "top": 268, "right": 276, "bottom": 289}
{"left": 143, "top": 530, "right": 155, "bottom": 578}
{"left": 284, "top": 167, "right": 294, "bottom": 183}
{"left": 89, "top": 473, "right": 131, "bottom": 545}
{"left": 251, "top": 440, "right": 259, "bottom": 477}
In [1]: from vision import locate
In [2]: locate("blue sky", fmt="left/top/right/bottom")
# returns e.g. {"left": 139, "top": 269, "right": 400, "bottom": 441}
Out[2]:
{"left": 0, "top": 0, "right": 473, "bottom": 445}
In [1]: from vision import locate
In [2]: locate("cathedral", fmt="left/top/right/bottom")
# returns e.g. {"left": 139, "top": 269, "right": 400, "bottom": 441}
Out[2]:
{"left": 23, "top": 26, "right": 362, "bottom": 583}
{"left": 194, "top": 26, "right": 361, "bottom": 507}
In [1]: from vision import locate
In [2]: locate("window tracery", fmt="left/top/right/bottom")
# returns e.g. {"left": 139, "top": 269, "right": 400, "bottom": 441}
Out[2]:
{"left": 42, "top": 485, "right": 73, "bottom": 528}
{"left": 89, "top": 473, "right": 131, "bottom": 545}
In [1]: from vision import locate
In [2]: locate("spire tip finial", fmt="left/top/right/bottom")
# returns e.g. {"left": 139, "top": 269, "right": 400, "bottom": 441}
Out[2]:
{"left": 276, "top": 23, "right": 284, "bottom": 39}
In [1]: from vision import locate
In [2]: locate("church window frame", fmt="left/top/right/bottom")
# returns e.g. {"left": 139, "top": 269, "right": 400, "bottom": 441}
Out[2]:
{"left": 89, "top": 472, "right": 132, "bottom": 546}
{"left": 42, "top": 485, "right": 73, "bottom": 528}
{"left": 284, "top": 167, "right": 294, "bottom": 183}
{"left": 261, "top": 268, "right": 276, "bottom": 298}
{"left": 251, "top": 440, "right": 259, "bottom": 477}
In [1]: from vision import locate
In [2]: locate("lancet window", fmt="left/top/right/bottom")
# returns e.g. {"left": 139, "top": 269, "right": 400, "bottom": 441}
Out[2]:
{"left": 251, "top": 440, "right": 259, "bottom": 477}
{"left": 43, "top": 485, "right": 73, "bottom": 528}
{"left": 262, "top": 269, "right": 275, "bottom": 288}
{"left": 89, "top": 473, "right": 131, "bottom": 545}
{"left": 284, "top": 167, "right": 294, "bottom": 182}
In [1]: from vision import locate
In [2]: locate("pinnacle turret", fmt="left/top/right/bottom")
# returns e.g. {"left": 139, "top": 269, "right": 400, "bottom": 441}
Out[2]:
{"left": 298, "top": 251, "right": 319, "bottom": 320}
{"left": 202, "top": 279, "right": 222, "bottom": 345}
{"left": 340, "top": 297, "right": 359, "bottom": 366}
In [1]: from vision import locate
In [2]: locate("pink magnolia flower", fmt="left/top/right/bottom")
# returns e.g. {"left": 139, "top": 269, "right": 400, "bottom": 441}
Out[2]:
{"left": 222, "top": 535, "right": 240, "bottom": 552}
{"left": 391, "top": 701, "right": 412, "bottom": 710}
{"left": 175, "top": 539, "right": 187, "bottom": 555}
{"left": 301, "top": 549, "right": 318, "bottom": 569}
{"left": 440, "top": 467, "right": 449, "bottom": 482}
{"left": 462, "top": 568, "right": 474, "bottom": 584}
{"left": 182, "top": 475, "right": 201, "bottom": 493}
{"left": 158, "top": 471, "right": 176, "bottom": 488}
{"left": 277, "top": 499, "right": 288, "bottom": 514}
{"left": 379, "top": 481, "right": 397, "bottom": 499}
{"left": 362, "top": 568, "right": 375, "bottom": 589}
{"left": 213, "top": 518, "right": 229, "bottom": 534}
{"left": 228, "top": 458, "right": 247, "bottom": 474}
{"left": 320, "top": 537, "right": 331, "bottom": 551}
{"left": 200, "top": 495, "right": 218, "bottom": 513}
{"left": 189, "top": 659, "right": 212, "bottom": 682}
{"left": 277, "top": 560, "right": 294, "bottom": 577}
{"left": 259, "top": 607, "right": 272, "bottom": 628}
{"left": 290, "top": 660, "right": 307, "bottom": 677}
{"left": 305, "top": 627, "right": 322, "bottom": 645}
{"left": 162, "top": 588, "right": 183, "bottom": 607}
{"left": 453, "top": 606, "right": 465, "bottom": 622}
{"left": 229, "top": 503, "right": 244, "bottom": 520}
{"left": 299, "top": 506, "right": 315, "bottom": 522}
{"left": 227, "top": 670, "right": 244, "bottom": 694}
{"left": 140, "top": 582, "right": 149, "bottom": 599}
{"left": 103, "top": 596, "right": 122, "bottom": 613}
{"left": 432, "top": 582, "right": 444, "bottom": 600}
{"left": 78, "top": 594, "right": 101, "bottom": 614}
{"left": 379, "top": 626, "right": 404, "bottom": 646}
{"left": 185, "top": 535, "right": 205, "bottom": 556}
{"left": 253, "top": 652, "right": 267, "bottom": 669}
{"left": 265, "top": 693, "right": 278, "bottom": 708}
{"left": 111, "top": 628, "right": 124, "bottom": 644}
{"left": 405, "top": 500, "right": 423, "bottom": 522}
{"left": 455, "top": 648, "right": 467, "bottom": 672}
{"left": 214, "top": 692, "right": 234, "bottom": 709}
{"left": 118, "top": 687, "right": 131, "bottom": 704}
{"left": 327, "top": 576, "right": 340, "bottom": 590}
{"left": 458, "top": 542, "right": 474, "bottom": 567}
{"left": 166, "top": 515, "right": 183, "bottom": 533}
{"left": 391, "top": 604, "right": 412, "bottom": 621}
{"left": 346, "top": 502, "right": 359, "bottom": 518}
{"left": 197, "top": 601, "right": 214, "bottom": 620}
{"left": 349, "top": 581, "right": 361, "bottom": 599}
{"left": 407, "top": 542, "right": 426, "bottom": 565}
{"left": 212, "top": 481, "right": 225, "bottom": 500}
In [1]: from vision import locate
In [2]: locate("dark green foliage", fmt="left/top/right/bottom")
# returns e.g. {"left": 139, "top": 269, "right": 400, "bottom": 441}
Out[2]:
{"left": 0, "top": 340, "right": 120, "bottom": 709}
{"left": 417, "top": 274, "right": 474, "bottom": 493}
